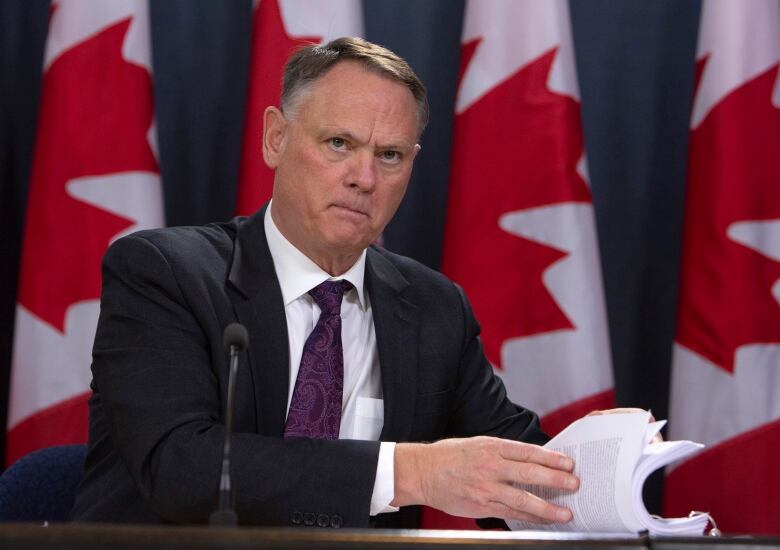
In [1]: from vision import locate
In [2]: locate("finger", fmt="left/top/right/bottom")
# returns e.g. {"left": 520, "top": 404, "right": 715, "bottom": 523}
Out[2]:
{"left": 489, "top": 503, "right": 556, "bottom": 525}
{"left": 507, "top": 461, "right": 579, "bottom": 491}
{"left": 586, "top": 407, "right": 646, "bottom": 416}
{"left": 498, "top": 440, "right": 574, "bottom": 472}
{"left": 586, "top": 408, "right": 657, "bottom": 423}
{"left": 491, "top": 482, "right": 573, "bottom": 523}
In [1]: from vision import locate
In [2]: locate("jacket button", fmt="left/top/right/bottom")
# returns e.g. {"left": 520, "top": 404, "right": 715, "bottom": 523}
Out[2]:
{"left": 291, "top": 511, "right": 302, "bottom": 525}
{"left": 317, "top": 514, "right": 330, "bottom": 527}
{"left": 330, "top": 514, "right": 343, "bottom": 529}
{"left": 303, "top": 512, "right": 316, "bottom": 526}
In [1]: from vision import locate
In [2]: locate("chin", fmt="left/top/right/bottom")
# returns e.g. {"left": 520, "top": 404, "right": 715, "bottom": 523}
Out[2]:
{"left": 323, "top": 233, "right": 373, "bottom": 254}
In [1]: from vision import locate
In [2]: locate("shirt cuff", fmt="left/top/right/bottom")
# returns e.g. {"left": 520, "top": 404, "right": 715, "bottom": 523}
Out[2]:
{"left": 369, "top": 441, "right": 399, "bottom": 516}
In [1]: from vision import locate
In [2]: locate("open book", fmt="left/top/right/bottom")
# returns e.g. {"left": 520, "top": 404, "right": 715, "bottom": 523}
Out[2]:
{"left": 507, "top": 412, "right": 708, "bottom": 536}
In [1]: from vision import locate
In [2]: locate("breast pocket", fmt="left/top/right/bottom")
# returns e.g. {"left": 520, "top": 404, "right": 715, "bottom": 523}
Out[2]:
{"left": 351, "top": 397, "right": 384, "bottom": 440}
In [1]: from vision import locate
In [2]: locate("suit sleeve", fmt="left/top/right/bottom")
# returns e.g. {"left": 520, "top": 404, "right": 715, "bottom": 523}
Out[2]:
{"left": 446, "top": 284, "right": 549, "bottom": 446}
{"left": 92, "top": 234, "right": 380, "bottom": 526}
{"left": 447, "top": 284, "right": 549, "bottom": 530}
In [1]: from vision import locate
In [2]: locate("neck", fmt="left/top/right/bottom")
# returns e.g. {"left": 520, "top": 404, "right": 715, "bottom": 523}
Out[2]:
{"left": 308, "top": 250, "right": 361, "bottom": 277}
{"left": 270, "top": 208, "right": 361, "bottom": 276}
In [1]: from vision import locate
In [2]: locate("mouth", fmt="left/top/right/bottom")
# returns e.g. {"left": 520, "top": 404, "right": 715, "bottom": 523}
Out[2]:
{"left": 331, "top": 204, "right": 369, "bottom": 219}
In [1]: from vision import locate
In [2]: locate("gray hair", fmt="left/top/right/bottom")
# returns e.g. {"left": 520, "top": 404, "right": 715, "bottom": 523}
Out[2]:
{"left": 281, "top": 36, "right": 429, "bottom": 134}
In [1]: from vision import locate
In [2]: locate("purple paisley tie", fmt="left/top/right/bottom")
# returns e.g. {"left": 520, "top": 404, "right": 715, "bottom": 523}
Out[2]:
{"left": 284, "top": 280, "right": 352, "bottom": 440}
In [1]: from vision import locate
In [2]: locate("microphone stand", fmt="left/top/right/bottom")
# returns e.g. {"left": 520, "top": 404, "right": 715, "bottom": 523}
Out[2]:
{"left": 210, "top": 324, "right": 247, "bottom": 527}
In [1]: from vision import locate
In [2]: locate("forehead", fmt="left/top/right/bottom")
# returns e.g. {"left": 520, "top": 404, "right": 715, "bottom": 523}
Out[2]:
{"left": 294, "top": 61, "right": 420, "bottom": 138}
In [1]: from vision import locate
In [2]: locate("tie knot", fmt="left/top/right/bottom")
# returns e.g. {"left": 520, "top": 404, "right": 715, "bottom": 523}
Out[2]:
{"left": 309, "top": 280, "right": 352, "bottom": 316}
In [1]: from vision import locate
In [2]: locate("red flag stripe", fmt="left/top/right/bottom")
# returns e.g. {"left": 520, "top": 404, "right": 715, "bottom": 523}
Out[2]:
{"left": 666, "top": 0, "right": 780, "bottom": 534}
{"left": 7, "top": 0, "right": 165, "bottom": 464}
{"left": 6, "top": 392, "right": 90, "bottom": 466}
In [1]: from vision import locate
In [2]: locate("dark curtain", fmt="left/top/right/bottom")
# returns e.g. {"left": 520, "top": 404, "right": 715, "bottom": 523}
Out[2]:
{"left": 0, "top": 0, "right": 51, "bottom": 462}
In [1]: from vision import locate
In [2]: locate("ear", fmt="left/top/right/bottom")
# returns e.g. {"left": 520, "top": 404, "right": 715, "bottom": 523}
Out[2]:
{"left": 411, "top": 143, "right": 422, "bottom": 161}
{"left": 262, "top": 106, "right": 287, "bottom": 169}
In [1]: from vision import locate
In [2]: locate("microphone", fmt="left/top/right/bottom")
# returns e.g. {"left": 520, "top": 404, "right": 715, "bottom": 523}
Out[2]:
{"left": 209, "top": 322, "right": 249, "bottom": 527}
{"left": 223, "top": 322, "right": 249, "bottom": 355}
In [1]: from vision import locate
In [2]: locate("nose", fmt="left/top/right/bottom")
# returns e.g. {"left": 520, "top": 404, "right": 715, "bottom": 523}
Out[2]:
{"left": 347, "top": 150, "right": 376, "bottom": 193}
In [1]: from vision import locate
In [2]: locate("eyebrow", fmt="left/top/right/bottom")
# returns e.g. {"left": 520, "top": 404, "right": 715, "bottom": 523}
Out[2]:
{"left": 320, "top": 127, "right": 416, "bottom": 152}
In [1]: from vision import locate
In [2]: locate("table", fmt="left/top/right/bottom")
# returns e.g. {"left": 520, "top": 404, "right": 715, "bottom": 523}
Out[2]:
{"left": 0, "top": 523, "right": 777, "bottom": 550}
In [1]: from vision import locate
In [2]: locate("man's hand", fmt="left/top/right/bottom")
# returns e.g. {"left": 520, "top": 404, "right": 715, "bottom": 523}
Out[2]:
{"left": 585, "top": 407, "right": 655, "bottom": 421}
{"left": 391, "top": 437, "right": 578, "bottom": 523}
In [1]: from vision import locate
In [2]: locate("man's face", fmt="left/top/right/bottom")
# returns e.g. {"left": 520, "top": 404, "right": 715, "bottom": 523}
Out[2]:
{"left": 264, "top": 61, "right": 421, "bottom": 272}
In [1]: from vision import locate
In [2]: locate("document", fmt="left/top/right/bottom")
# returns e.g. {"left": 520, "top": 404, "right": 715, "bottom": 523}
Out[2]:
{"left": 507, "top": 412, "right": 708, "bottom": 536}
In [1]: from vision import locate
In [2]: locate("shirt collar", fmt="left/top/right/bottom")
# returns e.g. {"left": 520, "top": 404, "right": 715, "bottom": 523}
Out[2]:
{"left": 264, "top": 201, "right": 367, "bottom": 309}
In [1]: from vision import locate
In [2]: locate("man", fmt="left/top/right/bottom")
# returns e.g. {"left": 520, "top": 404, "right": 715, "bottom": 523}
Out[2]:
{"left": 72, "top": 37, "right": 579, "bottom": 528}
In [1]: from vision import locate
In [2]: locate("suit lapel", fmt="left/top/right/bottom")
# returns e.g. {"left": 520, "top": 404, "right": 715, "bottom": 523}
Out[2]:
{"left": 367, "top": 248, "right": 419, "bottom": 442}
{"left": 228, "top": 206, "right": 290, "bottom": 436}
{"left": 226, "top": 219, "right": 421, "bottom": 441}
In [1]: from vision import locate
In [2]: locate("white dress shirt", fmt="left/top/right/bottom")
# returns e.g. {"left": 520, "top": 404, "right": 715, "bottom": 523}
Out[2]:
{"left": 264, "top": 203, "right": 397, "bottom": 516}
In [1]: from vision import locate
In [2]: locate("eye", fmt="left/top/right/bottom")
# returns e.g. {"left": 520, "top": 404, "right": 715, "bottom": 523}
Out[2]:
{"left": 328, "top": 137, "right": 348, "bottom": 151}
{"left": 380, "top": 150, "right": 401, "bottom": 164}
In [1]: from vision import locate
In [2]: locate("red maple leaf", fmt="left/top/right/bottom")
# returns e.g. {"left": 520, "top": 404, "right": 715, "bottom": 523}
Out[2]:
{"left": 442, "top": 47, "right": 592, "bottom": 368}
{"left": 676, "top": 61, "right": 780, "bottom": 373}
{"left": 235, "top": 0, "right": 320, "bottom": 215}
{"left": 17, "top": 18, "right": 158, "bottom": 333}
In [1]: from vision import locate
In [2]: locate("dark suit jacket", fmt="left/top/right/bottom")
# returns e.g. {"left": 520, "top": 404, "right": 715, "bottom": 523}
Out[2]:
{"left": 71, "top": 207, "right": 547, "bottom": 528}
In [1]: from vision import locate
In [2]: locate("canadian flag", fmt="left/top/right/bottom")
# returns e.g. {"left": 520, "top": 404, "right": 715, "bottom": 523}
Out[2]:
{"left": 235, "top": 0, "right": 363, "bottom": 215}
{"left": 665, "top": 0, "right": 780, "bottom": 535}
{"left": 6, "top": 0, "right": 165, "bottom": 465}
{"left": 434, "top": 0, "right": 614, "bottom": 529}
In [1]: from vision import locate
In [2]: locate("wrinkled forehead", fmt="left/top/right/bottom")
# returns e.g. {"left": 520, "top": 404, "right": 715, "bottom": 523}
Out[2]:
{"left": 284, "top": 61, "right": 424, "bottom": 137}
